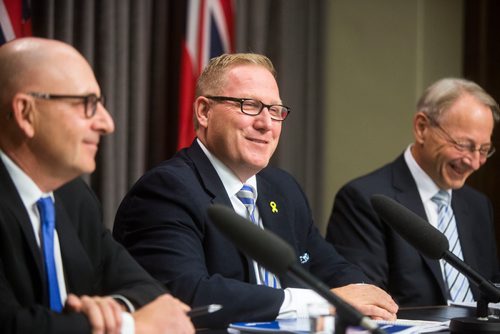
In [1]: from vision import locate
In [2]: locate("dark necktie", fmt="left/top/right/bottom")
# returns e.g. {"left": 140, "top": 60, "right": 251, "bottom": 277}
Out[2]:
{"left": 431, "top": 190, "right": 473, "bottom": 302}
{"left": 236, "top": 184, "right": 280, "bottom": 288}
{"left": 37, "top": 197, "right": 63, "bottom": 312}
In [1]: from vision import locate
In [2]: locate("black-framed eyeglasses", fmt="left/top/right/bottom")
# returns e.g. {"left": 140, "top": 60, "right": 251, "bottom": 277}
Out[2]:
{"left": 205, "top": 95, "right": 291, "bottom": 121}
{"left": 28, "top": 92, "right": 105, "bottom": 119}
{"left": 427, "top": 116, "right": 495, "bottom": 159}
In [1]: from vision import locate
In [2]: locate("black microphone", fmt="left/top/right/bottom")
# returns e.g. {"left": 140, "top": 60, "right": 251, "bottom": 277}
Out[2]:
{"left": 370, "top": 194, "right": 500, "bottom": 333}
{"left": 207, "top": 204, "right": 385, "bottom": 334}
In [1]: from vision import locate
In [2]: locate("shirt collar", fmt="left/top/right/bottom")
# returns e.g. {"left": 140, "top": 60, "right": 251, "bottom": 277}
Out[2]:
{"left": 197, "top": 139, "right": 257, "bottom": 198}
{"left": 0, "top": 150, "right": 53, "bottom": 210}
{"left": 404, "top": 144, "right": 451, "bottom": 203}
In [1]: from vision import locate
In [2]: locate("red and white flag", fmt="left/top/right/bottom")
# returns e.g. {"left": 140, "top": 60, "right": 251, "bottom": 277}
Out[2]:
{"left": 177, "top": 0, "right": 234, "bottom": 150}
{"left": 0, "top": 0, "right": 31, "bottom": 45}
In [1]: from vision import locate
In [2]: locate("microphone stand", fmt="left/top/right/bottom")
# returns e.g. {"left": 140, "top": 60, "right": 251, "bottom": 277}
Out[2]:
{"left": 287, "top": 263, "right": 386, "bottom": 334}
{"left": 370, "top": 195, "right": 500, "bottom": 333}
{"left": 443, "top": 251, "right": 500, "bottom": 305}
{"left": 444, "top": 252, "right": 500, "bottom": 333}
{"left": 207, "top": 205, "right": 386, "bottom": 333}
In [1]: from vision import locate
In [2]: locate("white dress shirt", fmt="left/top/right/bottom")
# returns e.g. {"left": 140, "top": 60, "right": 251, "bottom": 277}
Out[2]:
{"left": 198, "top": 139, "right": 327, "bottom": 319}
{"left": 0, "top": 151, "right": 134, "bottom": 334}
{"left": 404, "top": 145, "right": 452, "bottom": 277}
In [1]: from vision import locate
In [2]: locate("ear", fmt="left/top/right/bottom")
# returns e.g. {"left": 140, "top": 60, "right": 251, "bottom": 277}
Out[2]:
{"left": 194, "top": 96, "right": 211, "bottom": 129}
{"left": 11, "top": 93, "right": 36, "bottom": 138}
{"left": 413, "top": 112, "right": 431, "bottom": 145}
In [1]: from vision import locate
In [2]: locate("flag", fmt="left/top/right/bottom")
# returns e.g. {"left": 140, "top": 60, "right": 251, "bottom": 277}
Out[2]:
{"left": 0, "top": 0, "right": 31, "bottom": 45}
{"left": 177, "top": 0, "right": 234, "bottom": 150}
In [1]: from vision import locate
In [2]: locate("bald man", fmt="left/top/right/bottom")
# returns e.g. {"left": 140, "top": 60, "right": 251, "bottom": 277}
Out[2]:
{"left": 0, "top": 38, "right": 194, "bottom": 334}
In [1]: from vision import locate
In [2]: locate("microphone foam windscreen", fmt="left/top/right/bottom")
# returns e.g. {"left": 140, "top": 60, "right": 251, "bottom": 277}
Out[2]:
{"left": 207, "top": 204, "right": 296, "bottom": 276}
{"left": 370, "top": 194, "right": 448, "bottom": 260}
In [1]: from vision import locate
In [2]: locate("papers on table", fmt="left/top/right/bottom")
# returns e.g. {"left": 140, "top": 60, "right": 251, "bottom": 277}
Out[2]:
{"left": 228, "top": 317, "right": 449, "bottom": 333}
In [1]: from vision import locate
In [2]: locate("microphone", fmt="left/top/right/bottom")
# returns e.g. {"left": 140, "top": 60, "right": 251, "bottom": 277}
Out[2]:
{"left": 207, "top": 204, "right": 385, "bottom": 334}
{"left": 370, "top": 194, "right": 500, "bottom": 333}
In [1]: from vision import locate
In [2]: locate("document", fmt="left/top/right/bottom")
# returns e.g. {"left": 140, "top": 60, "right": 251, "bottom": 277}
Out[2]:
{"left": 228, "top": 317, "right": 448, "bottom": 334}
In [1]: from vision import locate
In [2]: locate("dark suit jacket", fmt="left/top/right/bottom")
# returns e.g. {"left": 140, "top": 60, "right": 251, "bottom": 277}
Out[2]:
{"left": 326, "top": 153, "right": 500, "bottom": 307}
{"left": 113, "top": 140, "right": 367, "bottom": 328}
{"left": 0, "top": 159, "right": 164, "bottom": 334}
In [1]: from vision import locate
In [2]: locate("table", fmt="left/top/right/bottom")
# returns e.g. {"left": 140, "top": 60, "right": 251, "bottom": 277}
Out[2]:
{"left": 198, "top": 305, "right": 490, "bottom": 333}
{"left": 399, "top": 305, "right": 500, "bottom": 334}
{"left": 398, "top": 305, "right": 473, "bottom": 321}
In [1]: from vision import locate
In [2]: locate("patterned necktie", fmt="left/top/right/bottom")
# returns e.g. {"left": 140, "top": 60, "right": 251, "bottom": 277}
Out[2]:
{"left": 236, "top": 184, "right": 280, "bottom": 288}
{"left": 431, "top": 190, "right": 474, "bottom": 302}
{"left": 37, "top": 197, "right": 63, "bottom": 312}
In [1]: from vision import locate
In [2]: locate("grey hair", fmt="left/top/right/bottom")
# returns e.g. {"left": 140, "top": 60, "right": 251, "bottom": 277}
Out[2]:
{"left": 417, "top": 78, "right": 500, "bottom": 124}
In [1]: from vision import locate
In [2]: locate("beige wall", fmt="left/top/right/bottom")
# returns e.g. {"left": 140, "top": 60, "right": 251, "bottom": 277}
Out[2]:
{"left": 320, "top": 0, "right": 463, "bottom": 232}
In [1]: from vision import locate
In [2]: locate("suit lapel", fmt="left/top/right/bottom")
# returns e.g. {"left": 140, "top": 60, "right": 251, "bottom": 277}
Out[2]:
{"left": 451, "top": 192, "right": 479, "bottom": 295}
{"left": 451, "top": 193, "right": 473, "bottom": 259}
{"left": 0, "top": 159, "right": 46, "bottom": 287}
{"left": 391, "top": 155, "right": 448, "bottom": 298}
{"left": 53, "top": 195, "right": 95, "bottom": 295}
{"left": 186, "top": 141, "right": 257, "bottom": 282}
{"left": 186, "top": 142, "right": 232, "bottom": 206}
{"left": 255, "top": 175, "right": 292, "bottom": 283}
{"left": 256, "top": 176, "right": 289, "bottom": 241}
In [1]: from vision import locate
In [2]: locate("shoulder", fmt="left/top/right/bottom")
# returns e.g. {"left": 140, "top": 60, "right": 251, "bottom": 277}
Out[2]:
{"left": 455, "top": 184, "right": 489, "bottom": 200}
{"left": 128, "top": 151, "right": 202, "bottom": 196}
{"left": 453, "top": 184, "right": 492, "bottom": 210}
{"left": 55, "top": 177, "right": 100, "bottom": 210}
{"left": 55, "top": 177, "right": 102, "bottom": 218}
{"left": 115, "top": 150, "right": 214, "bottom": 225}
{"left": 337, "top": 159, "right": 398, "bottom": 198}
{"left": 258, "top": 166, "right": 303, "bottom": 193}
{"left": 259, "top": 166, "right": 295, "bottom": 181}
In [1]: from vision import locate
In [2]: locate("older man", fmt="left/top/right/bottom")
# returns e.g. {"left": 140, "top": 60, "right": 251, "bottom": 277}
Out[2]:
{"left": 113, "top": 53, "right": 398, "bottom": 328}
{"left": 327, "top": 78, "right": 500, "bottom": 307}
{"left": 0, "top": 37, "right": 194, "bottom": 334}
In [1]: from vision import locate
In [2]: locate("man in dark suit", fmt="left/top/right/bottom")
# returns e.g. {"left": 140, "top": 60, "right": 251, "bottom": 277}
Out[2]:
{"left": 0, "top": 37, "right": 194, "bottom": 334}
{"left": 113, "top": 53, "right": 398, "bottom": 328}
{"left": 326, "top": 78, "right": 500, "bottom": 307}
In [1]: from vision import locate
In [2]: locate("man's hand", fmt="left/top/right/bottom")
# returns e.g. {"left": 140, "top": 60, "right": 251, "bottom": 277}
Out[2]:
{"left": 133, "top": 294, "right": 195, "bottom": 334}
{"left": 65, "top": 293, "right": 123, "bottom": 334}
{"left": 332, "top": 284, "right": 398, "bottom": 321}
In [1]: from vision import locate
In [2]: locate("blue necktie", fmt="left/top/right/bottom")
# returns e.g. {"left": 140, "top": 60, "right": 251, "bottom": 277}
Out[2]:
{"left": 237, "top": 184, "right": 280, "bottom": 288}
{"left": 37, "top": 197, "right": 63, "bottom": 312}
{"left": 431, "top": 190, "right": 474, "bottom": 302}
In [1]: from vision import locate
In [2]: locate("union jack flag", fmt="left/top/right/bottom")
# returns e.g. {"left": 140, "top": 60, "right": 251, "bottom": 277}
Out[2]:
{"left": 0, "top": 0, "right": 31, "bottom": 45}
{"left": 177, "top": 0, "right": 234, "bottom": 150}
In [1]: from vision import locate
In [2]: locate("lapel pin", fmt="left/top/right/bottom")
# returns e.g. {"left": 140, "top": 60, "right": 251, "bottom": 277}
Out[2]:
{"left": 299, "top": 252, "right": 310, "bottom": 264}
{"left": 269, "top": 201, "right": 278, "bottom": 213}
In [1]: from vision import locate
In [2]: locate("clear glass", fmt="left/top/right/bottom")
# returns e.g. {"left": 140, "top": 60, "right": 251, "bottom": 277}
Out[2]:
{"left": 308, "top": 302, "right": 335, "bottom": 334}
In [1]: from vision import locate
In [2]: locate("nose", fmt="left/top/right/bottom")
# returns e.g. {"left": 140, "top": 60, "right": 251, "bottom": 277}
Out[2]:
{"left": 92, "top": 103, "right": 115, "bottom": 135}
{"left": 253, "top": 106, "right": 274, "bottom": 130}
{"left": 463, "top": 151, "right": 483, "bottom": 171}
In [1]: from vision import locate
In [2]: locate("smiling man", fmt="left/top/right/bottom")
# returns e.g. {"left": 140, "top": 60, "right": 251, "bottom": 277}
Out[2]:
{"left": 113, "top": 53, "right": 398, "bottom": 328}
{"left": 326, "top": 78, "right": 500, "bottom": 307}
{"left": 0, "top": 38, "right": 194, "bottom": 334}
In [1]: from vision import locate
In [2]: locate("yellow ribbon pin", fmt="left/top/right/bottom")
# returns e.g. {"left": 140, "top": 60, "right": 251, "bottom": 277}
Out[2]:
{"left": 270, "top": 201, "right": 278, "bottom": 213}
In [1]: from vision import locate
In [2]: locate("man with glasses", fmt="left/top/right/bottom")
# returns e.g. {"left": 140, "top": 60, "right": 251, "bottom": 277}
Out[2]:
{"left": 113, "top": 53, "right": 398, "bottom": 328}
{"left": 0, "top": 37, "right": 194, "bottom": 334}
{"left": 326, "top": 78, "right": 500, "bottom": 307}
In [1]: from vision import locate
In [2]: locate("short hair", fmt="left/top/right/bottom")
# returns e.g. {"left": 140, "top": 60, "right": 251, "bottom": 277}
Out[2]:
{"left": 195, "top": 53, "right": 276, "bottom": 98}
{"left": 193, "top": 53, "right": 277, "bottom": 129}
{"left": 417, "top": 78, "right": 500, "bottom": 124}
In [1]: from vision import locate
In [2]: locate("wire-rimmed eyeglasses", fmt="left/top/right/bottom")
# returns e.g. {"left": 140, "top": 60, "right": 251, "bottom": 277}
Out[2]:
{"left": 428, "top": 116, "right": 495, "bottom": 159}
